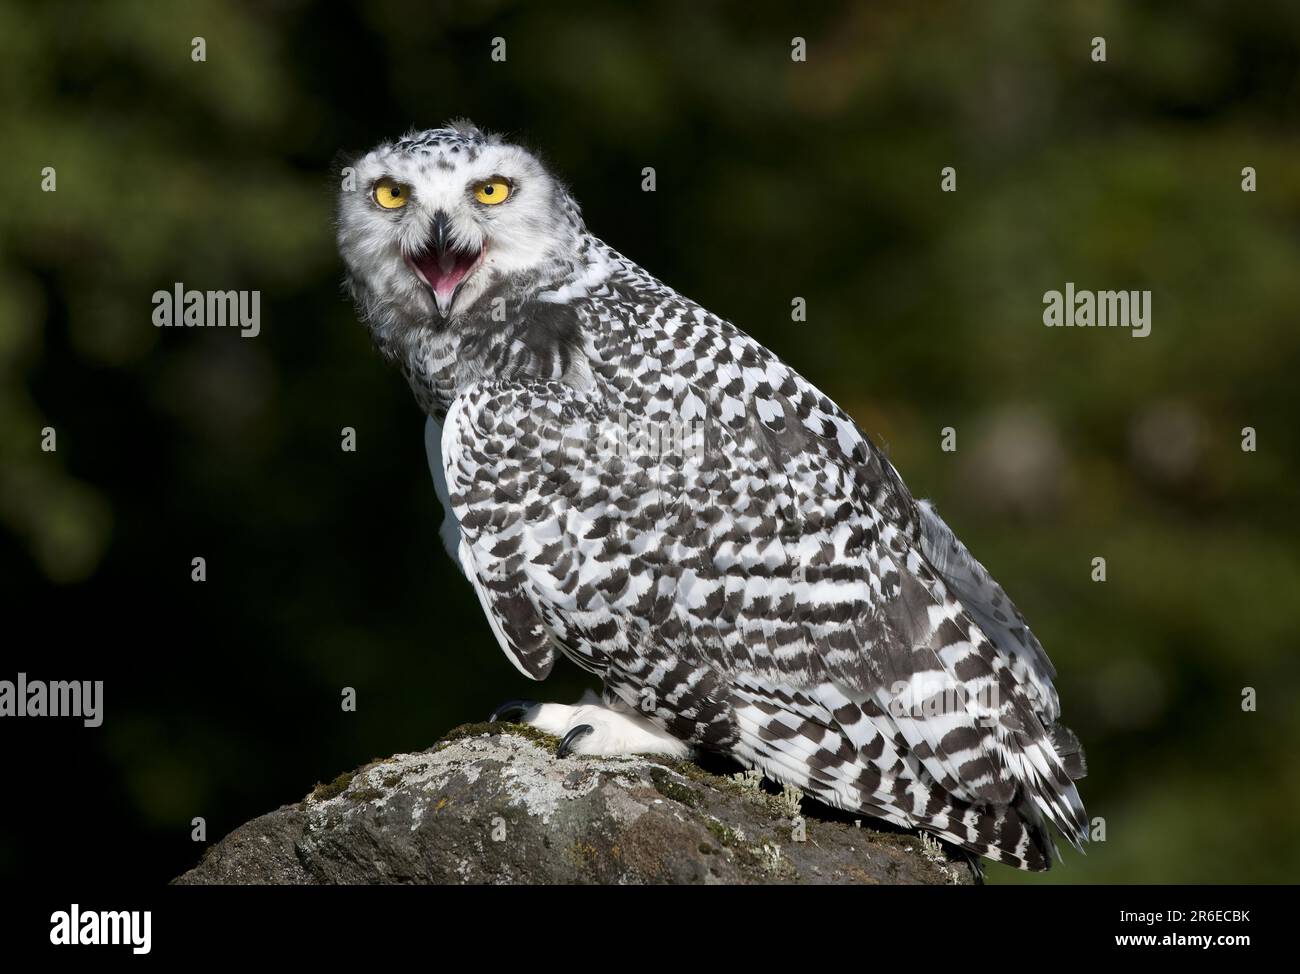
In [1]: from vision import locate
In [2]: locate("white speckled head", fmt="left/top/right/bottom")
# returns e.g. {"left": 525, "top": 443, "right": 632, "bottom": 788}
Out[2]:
{"left": 337, "top": 120, "right": 582, "bottom": 334}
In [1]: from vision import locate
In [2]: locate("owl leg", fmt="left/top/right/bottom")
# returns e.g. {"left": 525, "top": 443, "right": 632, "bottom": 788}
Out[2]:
{"left": 488, "top": 690, "right": 691, "bottom": 759}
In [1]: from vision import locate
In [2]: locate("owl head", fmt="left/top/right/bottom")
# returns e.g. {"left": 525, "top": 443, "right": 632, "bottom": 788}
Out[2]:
{"left": 337, "top": 121, "right": 582, "bottom": 332}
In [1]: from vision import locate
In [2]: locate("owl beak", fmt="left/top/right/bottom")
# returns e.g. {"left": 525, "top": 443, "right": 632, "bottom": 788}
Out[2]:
{"left": 405, "top": 210, "right": 486, "bottom": 319}
{"left": 431, "top": 210, "right": 451, "bottom": 254}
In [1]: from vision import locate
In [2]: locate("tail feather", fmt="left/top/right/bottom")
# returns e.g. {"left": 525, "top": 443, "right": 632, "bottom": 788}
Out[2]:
{"left": 729, "top": 680, "right": 1082, "bottom": 871}
{"left": 1049, "top": 721, "right": 1088, "bottom": 780}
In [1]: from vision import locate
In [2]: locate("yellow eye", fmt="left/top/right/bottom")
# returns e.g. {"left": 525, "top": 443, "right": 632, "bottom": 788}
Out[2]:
{"left": 474, "top": 180, "right": 511, "bottom": 205}
{"left": 373, "top": 178, "right": 409, "bottom": 209}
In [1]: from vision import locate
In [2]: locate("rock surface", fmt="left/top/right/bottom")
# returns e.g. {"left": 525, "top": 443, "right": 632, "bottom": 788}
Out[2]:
{"left": 175, "top": 724, "right": 977, "bottom": 885}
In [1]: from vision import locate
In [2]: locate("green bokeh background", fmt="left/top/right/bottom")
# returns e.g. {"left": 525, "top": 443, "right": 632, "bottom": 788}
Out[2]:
{"left": 1, "top": 0, "right": 1297, "bottom": 883}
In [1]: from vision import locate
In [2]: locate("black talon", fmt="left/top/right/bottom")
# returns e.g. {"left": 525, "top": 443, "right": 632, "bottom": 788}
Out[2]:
{"left": 557, "top": 724, "right": 594, "bottom": 758}
{"left": 488, "top": 699, "right": 537, "bottom": 723}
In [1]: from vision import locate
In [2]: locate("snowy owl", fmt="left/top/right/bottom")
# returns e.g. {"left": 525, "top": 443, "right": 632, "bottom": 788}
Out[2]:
{"left": 336, "top": 121, "right": 1087, "bottom": 870}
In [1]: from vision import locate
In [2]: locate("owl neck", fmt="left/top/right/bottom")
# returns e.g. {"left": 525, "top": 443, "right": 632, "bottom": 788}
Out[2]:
{"left": 391, "top": 242, "right": 609, "bottom": 419}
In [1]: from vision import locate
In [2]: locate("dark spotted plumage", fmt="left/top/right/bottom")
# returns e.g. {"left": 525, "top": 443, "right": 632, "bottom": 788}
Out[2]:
{"left": 339, "top": 124, "right": 1088, "bottom": 871}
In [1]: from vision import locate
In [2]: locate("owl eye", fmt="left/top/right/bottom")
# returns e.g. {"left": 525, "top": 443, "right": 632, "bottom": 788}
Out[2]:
{"left": 473, "top": 180, "right": 512, "bottom": 205}
{"left": 373, "top": 178, "right": 409, "bottom": 210}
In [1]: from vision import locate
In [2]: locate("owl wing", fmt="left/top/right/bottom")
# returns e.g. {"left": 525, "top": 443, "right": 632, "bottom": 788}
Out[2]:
{"left": 424, "top": 414, "right": 467, "bottom": 572}
{"left": 443, "top": 330, "right": 1086, "bottom": 867}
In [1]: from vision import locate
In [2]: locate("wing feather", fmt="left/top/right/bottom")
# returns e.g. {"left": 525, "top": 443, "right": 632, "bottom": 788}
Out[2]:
{"left": 439, "top": 250, "right": 1086, "bottom": 867}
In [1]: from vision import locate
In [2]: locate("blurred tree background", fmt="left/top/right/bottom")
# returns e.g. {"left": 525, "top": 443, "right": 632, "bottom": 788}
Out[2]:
{"left": 1, "top": 0, "right": 1297, "bottom": 884}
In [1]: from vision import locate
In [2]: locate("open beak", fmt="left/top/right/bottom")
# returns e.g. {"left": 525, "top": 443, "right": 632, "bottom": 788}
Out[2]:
{"left": 404, "top": 210, "right": 486, "bottom": 318}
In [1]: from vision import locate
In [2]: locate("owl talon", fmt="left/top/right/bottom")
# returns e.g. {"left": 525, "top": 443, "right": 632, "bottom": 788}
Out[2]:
{"left": 557, "top": 724, "right": 594, "bottom": 758}
{"left": 488, "top": 699, "right": 537, "bottom": 723}
{"left": 486, "top": 693, "right": 690, "bottom": 758}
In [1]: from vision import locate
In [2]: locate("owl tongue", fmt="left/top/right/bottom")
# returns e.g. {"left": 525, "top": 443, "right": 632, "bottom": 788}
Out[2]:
{"left": 410, "top": 245, "right": 479, "bottom": 299}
